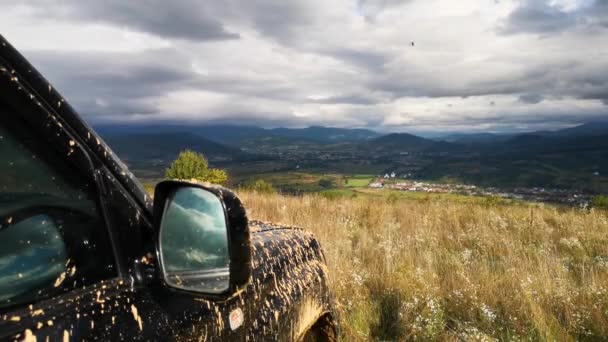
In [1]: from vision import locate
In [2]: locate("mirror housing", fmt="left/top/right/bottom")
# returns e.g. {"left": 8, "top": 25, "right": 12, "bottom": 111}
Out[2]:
{"left": 152, "top": 180, "right": 251, "bottom": 296}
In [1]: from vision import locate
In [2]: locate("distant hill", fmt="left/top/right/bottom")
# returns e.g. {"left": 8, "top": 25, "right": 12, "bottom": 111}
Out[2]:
{"left": 546, "top": 121, "right": 608, "bottom": 137}
{"left": 366, "top": 133, "right": 464, "bottom": 152}
{"left": 368, "top": 133, "right": 433, "bottom": 149}
{"left": 437, "top": 121, "right": 608, "bottom": 145}
{"left": 95, "top": 120, "right": 608, "bottom": 159}
{"left": 441, "top": 133, "right": 514, "bottom": 144}
{"left": 474, "top": 130, "right": 608, "bottom": 156}
{"left": 269, "top": 126, "right": 379, "bottom": 143}
{"left": 102, "top": 132, "right": 245, "bottom": 162}
{"left": 501, "top": 133, "right": 608, "bottom": 155}
{"left": 503, "top": 134, "right": 547, "bottom": 147}
{"left": 95, "top": 124, "right": 380, "bottom": 147}
{"left": 420, "top": 133, "right": 608, "bottom": 192}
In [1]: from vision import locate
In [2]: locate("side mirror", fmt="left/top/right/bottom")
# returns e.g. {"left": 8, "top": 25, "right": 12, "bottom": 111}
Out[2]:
{"left": 153, "top": 180, "right": 251, "bottom": 296}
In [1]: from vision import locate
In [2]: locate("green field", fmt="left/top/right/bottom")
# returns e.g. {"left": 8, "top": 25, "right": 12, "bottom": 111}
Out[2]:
{"left": 344, "top": 175, "right": 374, "bottom": 188}
{"left": 142, "top": 170, "right": 532, "bottom": 207}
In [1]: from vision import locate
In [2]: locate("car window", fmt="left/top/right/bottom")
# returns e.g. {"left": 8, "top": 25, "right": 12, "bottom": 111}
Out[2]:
{"left": 0, "top": 214, "right": 67, "bottom": 305}
{"left": 0, "top": 112, "right": 116, "bottom": 310}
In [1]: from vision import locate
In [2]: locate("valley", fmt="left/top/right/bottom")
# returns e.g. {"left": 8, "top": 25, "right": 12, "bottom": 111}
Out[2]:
{"left": 96, "top": 121, "right": 608, "bottom": 203}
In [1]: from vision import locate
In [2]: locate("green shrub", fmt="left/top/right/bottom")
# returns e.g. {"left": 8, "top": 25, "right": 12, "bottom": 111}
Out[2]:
{"left": 165, "top": 150, "right": 228, "bottom": 185}
{"left": 592, "top": 195, "right": 608, "bottom": 209}
{"left": 318, "top": 178, "right": 334, "bottom": 189}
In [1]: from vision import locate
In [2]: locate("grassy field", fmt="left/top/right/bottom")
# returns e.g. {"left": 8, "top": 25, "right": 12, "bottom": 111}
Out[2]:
{"left": 344, "top": 175, "right": 374, "bottom": 188}
{"left": 238, "top": 191, "right": 608, "bottom": 341}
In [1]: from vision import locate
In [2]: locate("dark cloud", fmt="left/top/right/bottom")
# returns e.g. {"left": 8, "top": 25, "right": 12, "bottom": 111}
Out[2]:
{"left": 325, "top": 48, "right": 390, "bottom": 72}
{"left": 27, "top": 1, "right": 240, "bottom": 41}
{"left": 20, "top": 0, "right": 322, "bottom": 44}
{"left": 519, "top": 93, "right": 544, "bottom": 104}
{"left": 308, "top": 94, "right": 380, "bottom": 105}
{"left": 398, "top": 110, "right": 608, "bottom": 129}
{"left": 25, "top": 49, "right": 197, "bottom": 117}
{"left": 224, "top": 1, "right": 317, "bottom": 43}
{"left": 370, "top": 58, "right": 608, "bottom": 107}
{"left": 500, "top": 0, "right": 608, "bottom": 35}
{"left": 579, "top": 89, "right": 608, "bottom": 105}
{"left": 24, "top": 47, "right": 307, "bottom": 120}
{"left": 501, "top": 2, "right": 577, "bottom": 34}
{"left": 194, "top": 75, "right": 298, "bottom": 102}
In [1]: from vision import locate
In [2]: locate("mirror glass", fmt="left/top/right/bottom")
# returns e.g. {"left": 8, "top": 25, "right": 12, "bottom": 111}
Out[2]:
{"left": 159, "top": 187, "right": 230, "bottom": 294}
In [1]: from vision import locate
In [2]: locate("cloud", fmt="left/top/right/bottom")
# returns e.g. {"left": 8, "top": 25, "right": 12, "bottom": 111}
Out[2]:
{"left": 324, "top": 48, "right": 392, "bottom": 72}
{"left": 357, "top": 0, "right": 412, "bottom": 19}
{"left": 12, "top": 0, "right": 326, "bottom": 44}
{"left": 500, "top": 1, "right": 578, "bottom": 34}
{"left": 307, "top": 93, "right": 382, "bottom": 105}
{"left": 1, "top": 0, "right": 607, "bottom": 133}
{"left": 20, "top": 1, "right": 240, "bottom": 41}
{"left": 500, "top": 0, "right": 608, "bottom": 35}
{"left": 519, "top": 94, "right": 544, "bottom": 104}
{"left": 26, "top": 49, "right": 197, "bottom": 117}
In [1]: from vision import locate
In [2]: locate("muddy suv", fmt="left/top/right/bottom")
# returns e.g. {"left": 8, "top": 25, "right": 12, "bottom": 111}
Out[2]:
{"left": 0, "top": 35, "right": 337, "bottom": 341}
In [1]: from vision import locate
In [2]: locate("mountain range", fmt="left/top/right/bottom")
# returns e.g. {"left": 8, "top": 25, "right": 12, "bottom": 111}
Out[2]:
{"left": 96, "top": 121, "right": 608, "bottom": 162}
{"left": 103, "top": 132, "right": 245, "bottom": 161}
{"left": 440, "top": 121, "right": 608, "bottom": 144}
{"left": 96, "top": 124, "right": 380, "bottom": 146}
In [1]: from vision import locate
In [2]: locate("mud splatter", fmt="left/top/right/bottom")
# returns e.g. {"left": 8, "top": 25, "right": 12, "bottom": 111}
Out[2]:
{"left": 22, "top": 329, "right": 36, "bottom": 342}
{"left": 131, "top": 304, "right": 143, "bottom": 331}
{"left": 53, "top": 272, "right": 66, "bottom": 287}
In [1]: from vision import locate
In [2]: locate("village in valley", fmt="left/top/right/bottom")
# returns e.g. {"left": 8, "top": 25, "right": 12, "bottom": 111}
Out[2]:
{"left": 369, "top": 172, "right": 593, "bottom": 207}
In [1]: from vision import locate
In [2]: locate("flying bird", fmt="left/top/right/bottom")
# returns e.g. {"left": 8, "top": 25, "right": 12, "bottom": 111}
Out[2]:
{"left": 411, "top": 41, "right": 415, "bottom": 47}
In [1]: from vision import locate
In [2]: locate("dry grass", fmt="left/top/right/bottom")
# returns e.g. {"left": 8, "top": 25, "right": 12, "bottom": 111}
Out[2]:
{"left": 238, "top": 191, "right": 608, "bottom": 341}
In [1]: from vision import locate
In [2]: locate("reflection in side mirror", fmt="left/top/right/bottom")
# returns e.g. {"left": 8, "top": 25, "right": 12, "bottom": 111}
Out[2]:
{"left": 159, "top": 187, "right": 230, "bottom": 294}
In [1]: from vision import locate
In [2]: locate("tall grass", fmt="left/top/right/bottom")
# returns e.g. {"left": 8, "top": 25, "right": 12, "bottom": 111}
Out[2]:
{"left": 238, "top": 191, "right": 608, "bottom": 341}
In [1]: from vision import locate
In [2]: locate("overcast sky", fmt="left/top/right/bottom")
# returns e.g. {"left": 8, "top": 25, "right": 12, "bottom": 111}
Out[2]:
{"left": 1, "top": 0, "right": 607, "bottom": 134}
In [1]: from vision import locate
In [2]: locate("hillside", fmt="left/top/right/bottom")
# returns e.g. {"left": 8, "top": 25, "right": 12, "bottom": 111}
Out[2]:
{"left": 239, "top": 191, "right": 608, "bottom": 341}
{"left": 95, "top": 124, "right": 380, "bottom": 147}
{"left": 103, "top": 132, "right": 244, "bottom": 161}
{"left": 441, "top": 132, "right": 513, "bottom": 144}
{"left": 269, "top": 126, "right": 379, "bottom": 143}
{"left": 545, "top": 121, "right": 608, "bottom": 137}
{"left": 439, "top": 121, "right": 608, "bottom": 144}
{"left": 366, "top": 133, "right": 436, "bottom": 151}
{"left": 98, "top": 122, "right": 608, "bottom": 192}
{"left": 364, "top": 133, "right": 468, "bottom": 154}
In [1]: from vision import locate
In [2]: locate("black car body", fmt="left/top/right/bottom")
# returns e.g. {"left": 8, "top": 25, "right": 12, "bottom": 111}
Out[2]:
{"left": 0, "top": 35, "right": 337, "bottom": 341}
